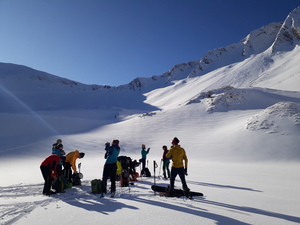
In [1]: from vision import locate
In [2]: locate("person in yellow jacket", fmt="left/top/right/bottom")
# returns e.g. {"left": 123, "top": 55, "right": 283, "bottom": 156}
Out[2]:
{"left": 166, "top": 137, "right": 189, "bottom": 196}
{"left": 63, "top": 149, "right": 85, "bottom": 183}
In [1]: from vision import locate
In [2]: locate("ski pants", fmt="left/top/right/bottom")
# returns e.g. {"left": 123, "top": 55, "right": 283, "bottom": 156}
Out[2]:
{"left": 102, "top": 162, "right": 117, "bottom": 194}
{"left": 162, "top": 160, "right": 170, "bottom": 178}
{"left": 169, "top": 167, "right": 188, "bottom": 191}
{"left": 40, "top": 165, "right": 53, "bottom": 194}
{"left": 63, "top": 162, "right": 72, "bottom": 183}
{"left": 140, "top": 158, "right": 146, "bottom": 175}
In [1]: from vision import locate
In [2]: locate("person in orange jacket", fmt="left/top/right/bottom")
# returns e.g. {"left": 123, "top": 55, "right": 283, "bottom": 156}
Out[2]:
{"left": 63, "top": 150, "right": 85, "bottom": 183}
{"left": 40, "top": 154, "right": 65, "bottom": 195}
{"left": 166, "top": 137, "right": 189, "bottom": 197}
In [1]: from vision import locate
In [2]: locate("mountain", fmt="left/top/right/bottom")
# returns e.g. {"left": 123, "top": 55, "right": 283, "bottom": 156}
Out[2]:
{"left": 1, "top": 8, "right": 300, "bottom": 225}
{"left": 0, "top": 7, "right": 300, "bottom": 161}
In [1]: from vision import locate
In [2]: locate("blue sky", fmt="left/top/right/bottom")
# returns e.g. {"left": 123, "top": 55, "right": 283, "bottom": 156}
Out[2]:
{"left": 0, "top": 0, "right": 299, "bottom": 86}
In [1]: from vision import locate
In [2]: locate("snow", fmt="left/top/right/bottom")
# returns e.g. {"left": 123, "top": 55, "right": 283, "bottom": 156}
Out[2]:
{"left": 1, "top": 7, "right": 300, "bottom": 225}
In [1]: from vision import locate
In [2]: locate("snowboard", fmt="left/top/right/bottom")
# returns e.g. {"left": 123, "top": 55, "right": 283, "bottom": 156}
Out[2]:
{"left": 151, "top": 185, "right": 203, "bottom": 198}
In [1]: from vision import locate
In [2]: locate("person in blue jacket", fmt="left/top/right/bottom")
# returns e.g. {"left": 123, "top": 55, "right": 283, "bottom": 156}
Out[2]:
{"left": 51, "top": 144, "right": 65, "bottom": 176}
{"left": 101, "top": 139, "right": 120, "bottom": 197}
{"left": 52, "top": 144, "right": 66, "bottom": 156}
{"left": 140, "top": 144, "right": 150, "bottom": 176}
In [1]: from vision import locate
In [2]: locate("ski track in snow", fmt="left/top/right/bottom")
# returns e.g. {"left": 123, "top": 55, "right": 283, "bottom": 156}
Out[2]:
{"left": 1, "top": 168, "right": 300, "bottom": 225}
{"left": 0, "top": 178, "right": 204, "bottom": 225}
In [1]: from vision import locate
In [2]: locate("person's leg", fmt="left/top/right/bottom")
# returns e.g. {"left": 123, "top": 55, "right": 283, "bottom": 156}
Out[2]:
{"left": 178, "top": 167, "right": 189, "bottom": 190}
{"left": 169, "top": 167, "right": 179, "bottom": 190}
{"left": 141, "top": 158, "right": 146, "bottom": 175}
{"left": 101, "top": 164, "right": 109, "bottom": 194}
{"left": 166, "top": 161, "right": 170, "bottom": 178}
{"left": 63, "top": 162, "right": 72, "bottom": 183}
{"left": 41, "top": 165, "right": 51, "bottom": 194}
{"left": 162, "top": 161, "right": 167, "bottom": 178}
{"left": 110, "top": 163, "right": 117, "bottom": 193}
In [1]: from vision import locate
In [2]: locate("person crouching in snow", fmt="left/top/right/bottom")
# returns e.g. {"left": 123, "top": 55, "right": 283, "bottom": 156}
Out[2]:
{"left": 166, "top": 137, "right": 189, "bottom": 197}
{"left": 63, "top": 150, "right": 85, "bottom": 183}
{"left": 40, "top": 154, "right": 65, "bottom": 195}
{"left": 101, "top": 139, "right": 120, "bottom": 197}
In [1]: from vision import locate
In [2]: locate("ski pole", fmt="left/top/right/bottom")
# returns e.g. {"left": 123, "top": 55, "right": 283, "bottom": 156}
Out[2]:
{"left": 158, "top": 160, "right": 162, "bottom": 177}
{"left": 78, "top": 162, "right": 81, "bottom": 173}
{"left": 139, "top": 162, "right": 142, "bottom": 181}
{"left": 153, "top": 160, "right": 158, "bottom": 195}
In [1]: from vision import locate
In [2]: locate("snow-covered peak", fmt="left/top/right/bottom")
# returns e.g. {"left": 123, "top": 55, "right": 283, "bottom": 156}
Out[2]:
{"left": 271, "top": 6, "right": 300, "bottom": 52}
{"left": 125, "top": 7, "right": 300, "bottom": 91}
{"left": 241, "top": 22, "right": 283, "bottom": 56}
{"left": 1, "top": 7, "right": 300, "bottom": 113}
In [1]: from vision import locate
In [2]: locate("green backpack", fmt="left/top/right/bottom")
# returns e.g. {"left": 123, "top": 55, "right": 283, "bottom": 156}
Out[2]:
{"left": 52, "top": 177, "right": 64, "bottom": 193}
{"left": 91, "top": 179, "right": 102, "bottom": 194}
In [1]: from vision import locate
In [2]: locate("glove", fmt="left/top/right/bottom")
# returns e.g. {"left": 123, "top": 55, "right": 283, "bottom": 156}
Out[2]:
{"left": 184, "top": 168, "right": 188, "bottom": 176}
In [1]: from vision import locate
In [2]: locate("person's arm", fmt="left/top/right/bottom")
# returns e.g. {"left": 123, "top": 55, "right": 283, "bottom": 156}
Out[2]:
{"left": 70, "top": 153, "right": 77, "bottom": 172}
{"left": 166, "top": 149, "right": 172, "bottom": 159}
{"left": 50, "top": 159, "right": 58, "bottom": 177}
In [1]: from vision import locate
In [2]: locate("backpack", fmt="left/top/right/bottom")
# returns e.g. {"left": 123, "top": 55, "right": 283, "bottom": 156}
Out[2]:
{"left": 120, "top": 170, "right": 130, "bottom": 187}
{"left": 60, "top": 175, "right": 72, "bottom": 189}
{"left": 72, "top": 173, "right": 81, "bottom": 186}
{"left": 52, "top": 177, "right": 64, "bottom": 193}
{"left": 144, "top": 167, "right": 151, "bottom": 177}
{"left": 91, "top": 179, "right": 102, "bottom": 194}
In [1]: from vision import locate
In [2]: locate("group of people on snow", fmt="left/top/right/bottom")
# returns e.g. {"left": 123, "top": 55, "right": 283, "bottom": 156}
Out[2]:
{"left": 40, "top": 137, "right": 189, "bottom": 197}
{"left": 40, "top": 139, "right": 85, "bottom": 195}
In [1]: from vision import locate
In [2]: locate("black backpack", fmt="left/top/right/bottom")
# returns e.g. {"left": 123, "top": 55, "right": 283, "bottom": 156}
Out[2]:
{"left": 144, "top": 167, "right": 151, "bottom": 177}
{"left": 72, "top": 173, "right": 81, "bottom": 186}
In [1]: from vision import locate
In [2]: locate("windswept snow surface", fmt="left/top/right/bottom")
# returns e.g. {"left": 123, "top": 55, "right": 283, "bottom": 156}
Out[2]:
{"left": 1, "top": 79, "right": 300, "bottom": 225}
{"left": 1, "top": 7, "right": 300, "bottom": 225}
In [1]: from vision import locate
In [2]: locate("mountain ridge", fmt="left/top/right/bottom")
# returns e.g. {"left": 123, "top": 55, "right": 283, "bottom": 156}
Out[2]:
{"left": 1, "top": 8, "right": 300, "bottom": 94}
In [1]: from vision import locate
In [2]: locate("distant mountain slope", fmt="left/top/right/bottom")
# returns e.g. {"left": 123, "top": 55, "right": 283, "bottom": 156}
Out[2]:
{"left": 1, "top": 8, "right": 300, "bottom": 161}
{"left": 0, "top": 8, "right": 299, "bottom": 112}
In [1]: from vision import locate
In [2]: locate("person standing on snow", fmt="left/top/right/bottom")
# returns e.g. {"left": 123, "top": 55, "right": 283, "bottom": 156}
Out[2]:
{"left": 140, "top": 144, "right": 150, "bottom": 176}
{"left": 162, "top": 145, "right": 170, "bottom": 179}
{"left": 52, "top": 144, "right": 66, "bottom": 176}
{"left": 166, "top": 137, "right": 189, "bottom": 196}
{"left": 52, "top": 143, "right": 66, "bottom": 156}
{"left": 101, "top": 139, "right": 120, "bottom": 197}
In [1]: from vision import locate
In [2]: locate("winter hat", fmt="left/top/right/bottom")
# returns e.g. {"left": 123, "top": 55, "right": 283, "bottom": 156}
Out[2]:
{"left": 142, "top": 144, "right": 146, "bottom": 148}
{"left": 57, "top": 144, "right": 63, "bottom": 149}
{"left": 113, "top": 139, "right": 119, "bottom": 145}
{"left": 57, "top": 139, "right": 62, "bottom": 143}
{"left": 172, "top": 137, "right": 180, "bottom": 144}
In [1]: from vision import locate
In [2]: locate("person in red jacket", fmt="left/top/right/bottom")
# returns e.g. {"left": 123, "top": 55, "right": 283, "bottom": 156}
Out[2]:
{"left": 40, "top": 154, "right": 64, "bottom": 195}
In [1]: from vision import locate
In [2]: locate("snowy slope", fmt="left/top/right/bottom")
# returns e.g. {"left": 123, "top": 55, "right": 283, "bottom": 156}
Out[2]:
{"left": 1, "top": 7, "right": 300, "bottom": 225}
